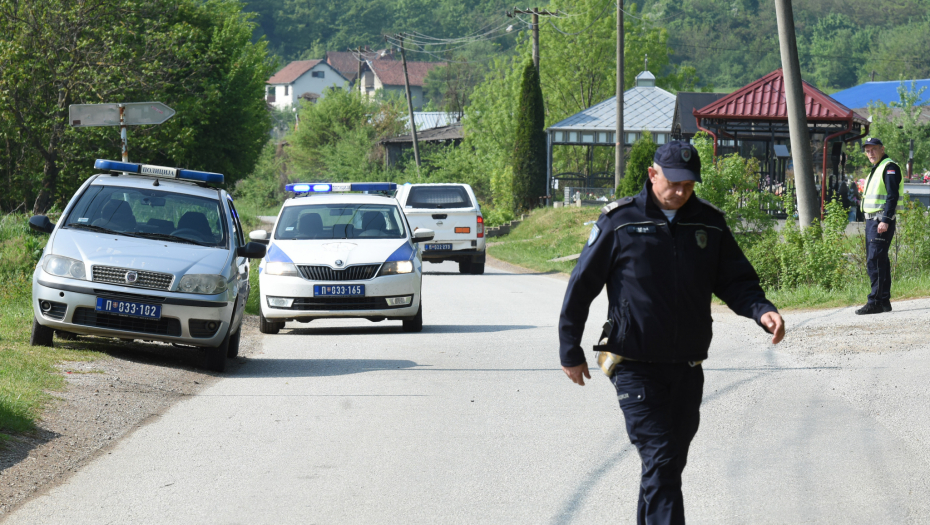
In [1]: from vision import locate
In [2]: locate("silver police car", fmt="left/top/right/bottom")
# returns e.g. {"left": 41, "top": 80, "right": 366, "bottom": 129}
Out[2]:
{"left": 29, "top": 159, "right": 266, "bottom": 372}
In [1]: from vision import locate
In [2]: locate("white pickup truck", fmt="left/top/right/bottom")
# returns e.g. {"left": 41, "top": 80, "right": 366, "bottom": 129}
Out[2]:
{"left": 395, "top": 183, "right": 486, "bottom": 274}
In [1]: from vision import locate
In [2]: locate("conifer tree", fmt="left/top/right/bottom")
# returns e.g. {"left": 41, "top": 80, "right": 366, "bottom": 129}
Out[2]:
{"left": 512, "top": 60, "right": 547, "bottom": 211}
{"left": 616, "top": 132, "right": 658, "bottom": 198}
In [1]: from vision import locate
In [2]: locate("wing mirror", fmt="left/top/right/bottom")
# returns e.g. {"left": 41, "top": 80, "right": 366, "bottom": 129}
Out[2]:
{"left": 237, "top": 241, "right": 267, "bottom": 259}
{"left": 248, "top": 230, "right": 269, "bottom": 244}
{"left": 29, "top": 215, "right": 55, "bottom": 234}
{"left": 412, "top": 228, "right": 435, "bottom": 243}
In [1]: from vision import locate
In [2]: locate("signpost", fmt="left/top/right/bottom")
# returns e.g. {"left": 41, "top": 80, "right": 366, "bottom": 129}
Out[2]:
{"left": 69, "top": 102, "right": 175, "bottom": 162}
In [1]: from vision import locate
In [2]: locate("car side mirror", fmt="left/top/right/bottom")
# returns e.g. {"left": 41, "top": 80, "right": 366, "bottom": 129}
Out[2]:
{"left": 237, "top": 241, "right": 267, "bottom": 259}
{"left": 412, "top": 228, "right": 434, "bottom": 243}
{"left": 249, "top": 230, "right": 269, "bottom": 244}
{"left": 29, "top": 215, "right": 55, "bottom": 234}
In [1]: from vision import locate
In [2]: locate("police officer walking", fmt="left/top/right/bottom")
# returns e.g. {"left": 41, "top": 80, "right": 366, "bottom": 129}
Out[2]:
{"left": 558, "top": 141, "right": 785, "bottom": 525}
{"left": 856, "top": 137, "right": 902, "bottom": 315}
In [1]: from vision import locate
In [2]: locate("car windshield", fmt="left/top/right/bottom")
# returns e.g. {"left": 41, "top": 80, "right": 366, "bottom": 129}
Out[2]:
{"left": 275, "top": 203, "right": 406, "bottom": 240}
{"left": 63, "top": 185, "right": 227, "bottom": 248}
{"left": 406, "top": 186, "right": 472, "bottom": 209}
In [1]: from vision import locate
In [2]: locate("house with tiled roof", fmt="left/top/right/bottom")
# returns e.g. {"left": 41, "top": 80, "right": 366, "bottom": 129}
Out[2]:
{"left": 265, "top": 60, "right": 349, "bottom": 110}
{"left": 358, "top": 59, "right": 445, "bottom": 110}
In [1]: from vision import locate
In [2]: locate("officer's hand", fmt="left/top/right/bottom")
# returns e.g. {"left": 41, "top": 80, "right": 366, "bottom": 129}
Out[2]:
{"left": 877, "top": 221, "right": 889, "bottom": 234}
{"left": 761, "top": 312, "right": 785, "bottom": 344}
{"left": 562, "top": 363, "right": 591, "bottom": 386}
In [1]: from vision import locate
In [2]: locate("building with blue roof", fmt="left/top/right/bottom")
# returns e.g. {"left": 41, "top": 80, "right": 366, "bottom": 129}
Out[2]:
{"left": 831, "top": 79, "right": 930, "bottom": 109}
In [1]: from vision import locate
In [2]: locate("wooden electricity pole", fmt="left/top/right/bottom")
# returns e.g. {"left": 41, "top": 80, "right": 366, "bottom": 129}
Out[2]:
{"left": 395, "top": 34, "right": 421, "bottom": 175}
{"left": 774, "top": 0, "right": 818, "bottom": 227}
{"left": 507, "top": 8, "right": 558, "bottom": 74}
{"left": 615, "top": 0, "right": 624, "bottom": 189}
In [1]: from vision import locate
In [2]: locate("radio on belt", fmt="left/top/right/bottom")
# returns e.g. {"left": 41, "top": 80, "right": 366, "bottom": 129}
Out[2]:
{"left": 93, "top": 159, "right": 224, "bottom": 184}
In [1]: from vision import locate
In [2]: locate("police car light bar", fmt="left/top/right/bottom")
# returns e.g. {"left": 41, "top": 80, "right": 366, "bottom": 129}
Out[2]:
{"left": 94, "top": 159, "right": 224, "bottom": 184}
{"left": 285, "top": 182, "right": 397, "bottom": 193}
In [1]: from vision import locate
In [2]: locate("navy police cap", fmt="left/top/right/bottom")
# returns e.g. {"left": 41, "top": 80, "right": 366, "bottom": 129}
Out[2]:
{"left": 863, "top": 137, "right": 884, "bottom": 147}
{"left": 653, "top": 141, "right": 702, "bottom": 182}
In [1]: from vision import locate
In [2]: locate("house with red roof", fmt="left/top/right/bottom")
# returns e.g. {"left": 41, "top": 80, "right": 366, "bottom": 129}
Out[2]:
{"left": 358, "top": 59, "right": 445, "bottom": 110}
{"left": 266, "top": 60, "right": 349, "bottom": 110}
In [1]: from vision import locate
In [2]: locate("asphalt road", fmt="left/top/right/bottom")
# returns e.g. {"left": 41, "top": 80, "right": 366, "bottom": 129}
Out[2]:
{"left": 5, "top": 261, "right": 930, "bottom": 524}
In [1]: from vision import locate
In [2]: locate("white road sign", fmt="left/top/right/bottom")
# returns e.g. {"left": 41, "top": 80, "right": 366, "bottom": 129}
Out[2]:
{"left": 69, "top": 102, "right": 175, "bottom": 127}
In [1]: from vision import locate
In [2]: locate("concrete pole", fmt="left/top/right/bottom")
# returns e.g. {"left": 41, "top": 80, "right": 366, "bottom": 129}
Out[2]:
{"left": 398, "top": 35, "right": 421, "bottom": 176}
{"left": 532, "top": 10, "right": 540, "bottom": 74}
{"left": 615, "top": 0, "right": 624, "bottom": 190}
{"left": 774, "top": 0, "right": 818, "bottom": 227}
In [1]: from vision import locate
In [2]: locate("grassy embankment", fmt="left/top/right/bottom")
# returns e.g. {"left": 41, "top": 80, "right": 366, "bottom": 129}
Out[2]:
{"left": 235, "top": 203, "right": 279, "bottom": 317}
{"left": 487, "top": 206, "right": 930, "bottom": 310}
{"left": 0, "top": 215, "right": 104, "bottom": 443}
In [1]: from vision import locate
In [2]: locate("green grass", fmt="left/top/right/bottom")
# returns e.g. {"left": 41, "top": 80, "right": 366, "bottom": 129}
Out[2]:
{"left": 488, "top": 207, "right": 930, "bottom": 311}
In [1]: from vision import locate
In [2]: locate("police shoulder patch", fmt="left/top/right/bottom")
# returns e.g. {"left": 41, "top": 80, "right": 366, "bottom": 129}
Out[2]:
{"left": 587, "top": 224, "right": 601, "bottom": 246}
{"left": 698, "top": 198, "right": 725, "bottom": 216}
{"left": 600, "top": 197, "right": 634, "bottom": 215}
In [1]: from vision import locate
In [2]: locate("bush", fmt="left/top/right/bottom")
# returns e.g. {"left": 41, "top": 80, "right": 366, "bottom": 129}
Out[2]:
{"left": 616, "top": 132, "right": 657, "bottom": 197}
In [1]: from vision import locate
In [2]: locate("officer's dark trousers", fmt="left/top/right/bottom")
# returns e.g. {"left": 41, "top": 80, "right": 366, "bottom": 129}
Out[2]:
{"left": 611, "top": 361, "right": 704, "bottom": 525}
{"left": 865, "top": 218, "right": 896, "bottom": 304}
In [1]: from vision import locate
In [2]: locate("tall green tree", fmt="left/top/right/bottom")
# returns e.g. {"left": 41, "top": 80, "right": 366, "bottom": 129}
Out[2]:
{"left": 616, "top": 132, "right": 657, "bottom": 197}
{"left": 511, "top": 61, "right": 546, "bottom": 211}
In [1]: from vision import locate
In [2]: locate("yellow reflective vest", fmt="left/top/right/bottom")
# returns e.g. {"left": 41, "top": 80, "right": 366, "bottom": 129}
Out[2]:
{"left": 861, "top": 157, "right": 896, "bottom": 214}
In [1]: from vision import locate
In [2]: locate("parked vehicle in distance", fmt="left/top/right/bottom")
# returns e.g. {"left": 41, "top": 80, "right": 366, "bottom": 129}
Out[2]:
{"left": 252, "top": 182, "right": 433, "bottom": 335}
{"left": 394, "top": 183, "right": 485, "bottom": 274}
{"left": 29, "top": 159, "right": 267, "bottom": 372}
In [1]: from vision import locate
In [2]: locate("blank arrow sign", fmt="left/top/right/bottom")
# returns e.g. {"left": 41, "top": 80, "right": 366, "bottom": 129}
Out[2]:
{"left": 69, "top": 102, "right": 175, "bottom": 127}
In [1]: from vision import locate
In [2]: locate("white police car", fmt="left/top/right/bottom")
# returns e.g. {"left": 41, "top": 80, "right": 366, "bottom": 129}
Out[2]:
{"left": 29, "top": 159, "right": 266, "bottom": 372}
{"left": 251, "top": 183, "right": 433, "bottom": 334}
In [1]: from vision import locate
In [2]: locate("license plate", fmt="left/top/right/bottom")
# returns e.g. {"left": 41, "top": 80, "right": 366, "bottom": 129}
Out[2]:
{"left": 314, "top": 285, "right": 365, "bottom": 296}
{"left": 425, "top": 244, "right": 452, "bottom": 250}
{"left": 95, "top": 297, "right": 161, "bottom": 319}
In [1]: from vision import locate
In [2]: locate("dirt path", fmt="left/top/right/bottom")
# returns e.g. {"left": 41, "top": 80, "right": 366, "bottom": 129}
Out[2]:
{"left": 0, "top": 315, "right": 264, "bottom": 517}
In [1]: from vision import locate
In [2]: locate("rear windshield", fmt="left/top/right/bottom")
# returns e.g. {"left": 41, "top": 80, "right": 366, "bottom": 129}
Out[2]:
{"left": 63, "top": 185, "right": 227, "bottom": 248}
{"left": 406, "top": 186, "right": 472, "bottom": 209}
{"left": 275, "top": 203, "right": 406, "bottom": 240}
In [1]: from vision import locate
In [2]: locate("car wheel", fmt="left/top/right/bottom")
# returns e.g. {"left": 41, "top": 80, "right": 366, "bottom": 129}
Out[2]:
{"left": 226, "top": 327, "right": 242, "bottom": 358}
{"left": 259, "top": 312, "right": 280, "bottom": 334}
{"left": 204, "top": 331, "right": 230, "bottom": 373}
{"left": 469, "top": 263, "right": 485, "bottom": 275}
{"left": 30, "top": 317, "right": 54, "bottom": 347}
{"left": 402, "top": 301, "right": 423, "bottom": 333}
{"left": 458, "top": 260, "right": 471, "bottom": 274}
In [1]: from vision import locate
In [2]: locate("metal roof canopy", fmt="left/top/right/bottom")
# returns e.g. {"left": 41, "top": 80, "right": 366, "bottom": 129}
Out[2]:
{"left": 693, "top": 69, "right": 870, "bottom": 216}
{"left": 832, "top": 79, "right": 930, "bottom": 109}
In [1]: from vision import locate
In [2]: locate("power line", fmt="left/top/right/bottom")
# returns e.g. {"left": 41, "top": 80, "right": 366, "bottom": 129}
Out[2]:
{"left": 666, "top": 41, "right": 929, "bottom": 65}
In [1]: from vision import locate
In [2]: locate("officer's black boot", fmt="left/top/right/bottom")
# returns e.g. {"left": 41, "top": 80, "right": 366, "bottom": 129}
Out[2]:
{"left": 881, "top": 301, "right": 892, "bottom": 312}
{"left": 855, "top": 303, "right": 884, "bottom": 315}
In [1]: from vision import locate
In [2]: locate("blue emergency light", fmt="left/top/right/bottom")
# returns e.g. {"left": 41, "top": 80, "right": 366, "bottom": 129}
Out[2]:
{"left": 94, "top": 159, "right": 224, "bottom": 184}
{"left": 285, "top": 182, "right": 397, "bottom": 194}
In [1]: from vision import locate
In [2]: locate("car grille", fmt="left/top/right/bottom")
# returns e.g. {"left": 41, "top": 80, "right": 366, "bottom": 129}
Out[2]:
{"left": 297, "top": 264, "right": 381, "bottom": 281}
{"left": 39, "top": 300, "right": 67, "bottom": 321}
{"left": 288, "top": 297, "right": 402, "bottom": 311}
{"left": 72, "top": 307, "right": 181, "bottom": 336}
{"left": 92, "top": 266, "right": 173, "bottom": 291}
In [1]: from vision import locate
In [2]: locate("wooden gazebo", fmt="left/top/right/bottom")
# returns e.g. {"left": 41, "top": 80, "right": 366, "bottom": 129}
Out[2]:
{"left": 693, "top": 69, "right": 869, "bottom": 214}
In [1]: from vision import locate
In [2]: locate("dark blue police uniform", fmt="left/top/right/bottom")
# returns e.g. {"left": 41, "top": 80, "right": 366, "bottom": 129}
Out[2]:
{"left": 558, "top": 142, "right": 777, "bottom": 524}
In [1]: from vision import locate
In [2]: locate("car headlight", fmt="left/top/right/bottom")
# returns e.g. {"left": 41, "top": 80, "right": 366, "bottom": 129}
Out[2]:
{"left": 42, "top": 255, "right": 86, "bottom": 280}
{"left": 178, "top": 274, "right": 228, "bottom": 294}
{"left": 265, "top": 262, "right": 300, "bottom": 276}
{"left": 378, "top": 260, "right": 414, "bottom": 276}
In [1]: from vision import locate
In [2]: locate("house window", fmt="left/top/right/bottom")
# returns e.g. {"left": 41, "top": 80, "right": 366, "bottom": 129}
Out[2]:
{"left": 284, "top": 85, "right": 289, "bottom": 96}
{"left": 625, "top": 132, "right": 638, "bottom": 145}
{"left": 655, "top": 133, "right": 668, "bottom": 145}
{"left": 569, "top": 131, "right": 578, "bottom": 142}
{"left": 312, "top": 71, "right": 325, "bottom": 78}
{"left": 597, "top": 132, "right": 609, "bottom": 143}
{"left": 554, "top": 131, "right": 564, "bottom": 142}
{"left": 582, "top": 132, "right": 595, "bottom": 144}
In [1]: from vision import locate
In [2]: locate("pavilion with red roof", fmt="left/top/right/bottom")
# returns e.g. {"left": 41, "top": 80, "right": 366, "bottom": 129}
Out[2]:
{"left": 693, "top": 69, "right": 869, "bottom": 214}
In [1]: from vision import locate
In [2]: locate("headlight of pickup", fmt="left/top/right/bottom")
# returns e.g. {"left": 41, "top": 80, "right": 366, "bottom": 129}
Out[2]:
{"left": 264, "top": 262, "right": 300, "bottom": 276}
{"left": 42, "top": 255, "right": 86, "bottom": 280}
{"left": 178, "top": 274, "right": 228, "bottom": 294}
{"left": 378, "top": 260, "right": 414, "bottom": 276}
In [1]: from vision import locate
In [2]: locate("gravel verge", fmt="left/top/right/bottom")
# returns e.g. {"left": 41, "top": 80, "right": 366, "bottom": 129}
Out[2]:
{"left": 0, "top": 315, "right": 264, "bottom": 517}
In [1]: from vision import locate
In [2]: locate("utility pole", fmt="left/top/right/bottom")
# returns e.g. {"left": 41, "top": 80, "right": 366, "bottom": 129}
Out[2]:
{"left": 615, "top": 0, "right": 624, "bottom": 189}
{"left": 507, "top": 8, "right": 558, "bottom": 74}
{"left": 354, "top": 46, "right": 364, "bottom": 92}
{"left": 775, "top": 0, "right": 818, "bottom": 228}
{"left": 395, "top": 34, "right": 421, "bottom": 175}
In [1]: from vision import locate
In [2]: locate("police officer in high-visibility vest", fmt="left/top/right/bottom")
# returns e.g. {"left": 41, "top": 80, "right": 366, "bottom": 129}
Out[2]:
{"left": 857, "top": 137, "right": 902, "bottom": 315}
{"left": 559, "top": 141, "right": 785, "bottom": 525}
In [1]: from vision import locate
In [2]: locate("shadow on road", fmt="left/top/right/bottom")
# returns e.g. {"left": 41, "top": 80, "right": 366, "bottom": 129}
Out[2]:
{"left": 233, "top": 358, "right": 420, "bottom": 378}
{"left": 282, "top": 324, "right": 538, "bottom": 335}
